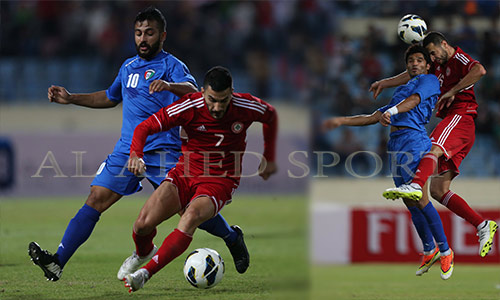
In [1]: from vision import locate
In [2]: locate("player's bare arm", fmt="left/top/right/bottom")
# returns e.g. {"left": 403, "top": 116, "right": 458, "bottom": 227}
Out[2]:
{"left": 323, "top": 111, "right": 382, "bottom": 131}
{"left": 437, "top": 63, "right": 487, "bottom": 110}
{"left": 369, "top": 71, "right": 411, "bottom": 99}
{"left": 149, "top": 80, "right": 198, "bottom": 97}
{"left": 127, "top": 152, "right": 147, "bottom": 177}
{"left": 258, "top": 160, "right": 277, "bottom": 180}
{"left": 48, "top": 85, "right": 72, "bottom": 104}
{"left": 321, "top": 117, "right": 343, "bottom": 131}
{"left": 48, "top": 86, "right": 117, "bottom": 108}
{"left": 380, "top": 112, "right": 391, "bottom": 126}
{"left": 380, "top": 93, "right": 421, "bottom": 126}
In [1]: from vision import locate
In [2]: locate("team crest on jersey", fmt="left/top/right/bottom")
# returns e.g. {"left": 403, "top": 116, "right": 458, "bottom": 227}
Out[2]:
{"left": 144, "top": 69, "right": 155, "bottom": 80}
{"left": 231, "top": 122, "right": 243, "bottom": 134}
{"left": 446, "top": 67, "right": 451, "bottom": 76}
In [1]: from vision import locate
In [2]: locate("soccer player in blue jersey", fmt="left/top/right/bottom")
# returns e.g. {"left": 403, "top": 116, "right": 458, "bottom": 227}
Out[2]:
{"left": 28, "top": 7, "right": 249, "bottom": 282}
{"left": 323, "top": 44, "right": 454, "bottom": 280}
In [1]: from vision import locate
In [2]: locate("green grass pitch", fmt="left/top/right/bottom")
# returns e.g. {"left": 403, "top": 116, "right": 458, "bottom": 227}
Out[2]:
{"left": 1, "top": 195, "right": 499, "bottom": 299}
{"left": 311, "top": 264, "right": 500, "bottom": 300}
{"left": 0, "top": 195, "right": 308, "bottom": 300}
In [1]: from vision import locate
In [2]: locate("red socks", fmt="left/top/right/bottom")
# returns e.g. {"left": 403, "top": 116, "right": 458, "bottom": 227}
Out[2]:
{"left": 412, "top": 153, "right": 438, "bottom": 188}
{"left": 412, "top": 153, "right": 484, "bottom": 228}
{"left": 440, "top": 191, "right": 484, "bottom": 227}
{"left": 143, "top": 229, "right": 193, "bottom": 277}
{"left": 133, "top": 228, "right": 157, "bottom": 257}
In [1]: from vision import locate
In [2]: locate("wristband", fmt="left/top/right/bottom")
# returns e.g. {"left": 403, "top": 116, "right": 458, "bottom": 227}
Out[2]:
{"left": 387, "top": 106, "right": 398, "bottom": 116}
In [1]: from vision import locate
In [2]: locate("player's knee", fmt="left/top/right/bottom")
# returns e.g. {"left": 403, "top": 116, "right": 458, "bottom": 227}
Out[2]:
{"left": 133, "top": 218, "right": 155, "bottom": 236}
{"left": 430, "top": 186, "right": 446, "bottom": 202}
{"left": 181, "top": 208, "right": 205, "bottom": 228}
{"left": 85, "top": 188, "right": 118, "bottom": 213}
{"left": 182, "top": 209, "right": 201, "bottom": 223}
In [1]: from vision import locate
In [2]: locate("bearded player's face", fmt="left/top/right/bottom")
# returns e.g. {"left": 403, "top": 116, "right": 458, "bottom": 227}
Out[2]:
{"left": 426, "top": 42, "right": 448, "bottom": 65}
{"left": 134, "top": 20, "right": 165, "bottom": 60}
{"left": 203, "top": 86, "right": 233, "bottom": 119}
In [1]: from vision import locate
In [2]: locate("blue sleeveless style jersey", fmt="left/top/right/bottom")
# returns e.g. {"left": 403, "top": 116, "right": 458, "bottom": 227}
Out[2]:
{"left": 378, "top": 74, "right": 440, "bottom": 132}
{"left": 106, "top": 50, "right": 196, "bottom": 155}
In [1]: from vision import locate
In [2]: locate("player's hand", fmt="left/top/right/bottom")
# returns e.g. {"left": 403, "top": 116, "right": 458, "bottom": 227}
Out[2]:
{"left": 437, "top": 92, "right": 455, "bottom": 111}
{"left": 48, "top": 85, "right": 72, "bottom": 104}
{"left": 149, "top": 80, "right": 171, "bottom": 94}
{"left": 322, "top": 117, "right": 342, "bottom": 132}
{"left": 128, "top": 153, "right": 147, "bottom": 176}
{"left": 369, "top": 80, "right": 385, "bottom": 100}
{"left": 259, "top": 160, "right": 277, "bottom": 180}
{"left": 379, "top": 111, "right": 391, "bottom": 127}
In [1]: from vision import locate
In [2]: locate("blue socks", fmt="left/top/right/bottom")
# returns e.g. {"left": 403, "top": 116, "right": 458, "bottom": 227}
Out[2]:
{"left": 421, "top": 202, "right": 449, "bottom": 253}
{"left": 55, "top": 204, "right": 101, "bottom": 267}
{"left": 408, "top": 206, "right": 434, "bottom": 252}
{"left": 54, "top": 206, "right": 235, "bottom": 268}
{"left": 197, "top": 213, "right": 237, "bottom": 244}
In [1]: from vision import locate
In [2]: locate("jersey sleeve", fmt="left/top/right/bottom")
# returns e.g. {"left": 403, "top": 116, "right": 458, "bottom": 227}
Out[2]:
{"left": 262, "top": 104, "right": 278, "bottom": 162}
{"left": 166, "top": 58, "right": 198, "bottom": 87}
{"left": 250, "top": 96, "right": 278, "bottom": 162}
{"left": 459, "top": 50, "right": 479, "bottom": 73}
{"left": 377, "top": 85, "right": 403, "bottom": 113}
{"left": 130, "top": 97, "right": 194, "bottom": 158}
{"left": 414, "top": 75, "right": 440, "bottom": 104}
{"left": 105, "top": 63, "right": 125, "bottom": 103}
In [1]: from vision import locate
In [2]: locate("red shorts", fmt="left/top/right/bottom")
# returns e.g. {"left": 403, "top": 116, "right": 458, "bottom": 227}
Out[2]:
{"left": 163, "top": 167, "right": 238, "bottom": 216}
{"left": 430, "top": 114, "right": 475, "bottom": 175}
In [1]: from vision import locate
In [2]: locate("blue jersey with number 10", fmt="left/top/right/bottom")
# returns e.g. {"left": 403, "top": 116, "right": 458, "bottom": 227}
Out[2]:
{"left": 106, "top": 50, "right": 196, "bottom": 155}
{"left": 378, "top": 74, "right": 440, "bottom": 132}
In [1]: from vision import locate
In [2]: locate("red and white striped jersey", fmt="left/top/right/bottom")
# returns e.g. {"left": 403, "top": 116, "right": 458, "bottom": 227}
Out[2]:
{"left": 430, "top": 46, "right": 479, "bottom": 118}
{"left": 130, "top": 92, "right": 277, "bottom": 182}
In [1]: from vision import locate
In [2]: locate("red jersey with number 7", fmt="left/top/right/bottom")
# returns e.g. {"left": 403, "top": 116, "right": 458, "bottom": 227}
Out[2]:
{"left": 130, "top": 92, "right": 278, "bottom": 183}
{"left": 431, "top": 46, "right": 479, "bottom": 119}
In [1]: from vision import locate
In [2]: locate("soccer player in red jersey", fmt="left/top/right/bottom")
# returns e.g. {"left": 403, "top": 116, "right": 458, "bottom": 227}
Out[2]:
{"left": 120, "top": 66, "right": 278, "bottom": 292}
{"left": 370, "top": 31, "right": 497, "bottom": 258}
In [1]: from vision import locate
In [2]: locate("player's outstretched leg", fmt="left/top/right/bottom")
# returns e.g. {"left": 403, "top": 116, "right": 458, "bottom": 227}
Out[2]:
{"left": 440, "top": 249, "right": 454, "bottom": 280}
{"left": 124, "top": 268, "right": 150, "bottom": 293}
{"left": 477, "top": 220, "right": 498, "bottom": 257}
{"left": 416, "top": 247, "right": 441, "bottom": 276}
{"left": 226, "top": 225, "right": 250, "bottom": 273}
{"left": 117, "top": 246, "right": 158, "bottom": 280}
{"left": 28, "top": 242, "right": 62, "bottom": 281}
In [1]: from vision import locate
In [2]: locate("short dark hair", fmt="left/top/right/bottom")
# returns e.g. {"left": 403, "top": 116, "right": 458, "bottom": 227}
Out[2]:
{"left": 203, "top": 66, "right": 233, "bottom": 92}
{"left": 423, "top": 31, "right": 447, "bottom": 48}
{"left": 405, "top": 44, "right": 432, "bottom": 65}
{"left": 135, "top": 6, "right": 166, "bottom": 32}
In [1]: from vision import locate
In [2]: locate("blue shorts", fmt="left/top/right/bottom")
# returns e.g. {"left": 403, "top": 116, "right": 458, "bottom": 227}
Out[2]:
{"left": 387, "top": 129, "right": 431, "bottom": 187}
{"left": 91, "top": 150, "right": 181, "bottom": 196}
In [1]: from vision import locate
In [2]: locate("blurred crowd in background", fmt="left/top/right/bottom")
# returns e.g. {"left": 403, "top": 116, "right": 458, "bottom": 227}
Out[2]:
{"left": 2, "top": 0, "right": 500, "bottom": 176}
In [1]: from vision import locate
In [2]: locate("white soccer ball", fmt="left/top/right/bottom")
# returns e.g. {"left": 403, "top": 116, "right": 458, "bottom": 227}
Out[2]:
{"left": 397, "top": 14, "right": 427, "bottom": 44}
{"left": 183, "top": 248, "right": 225, "bottom": 289}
